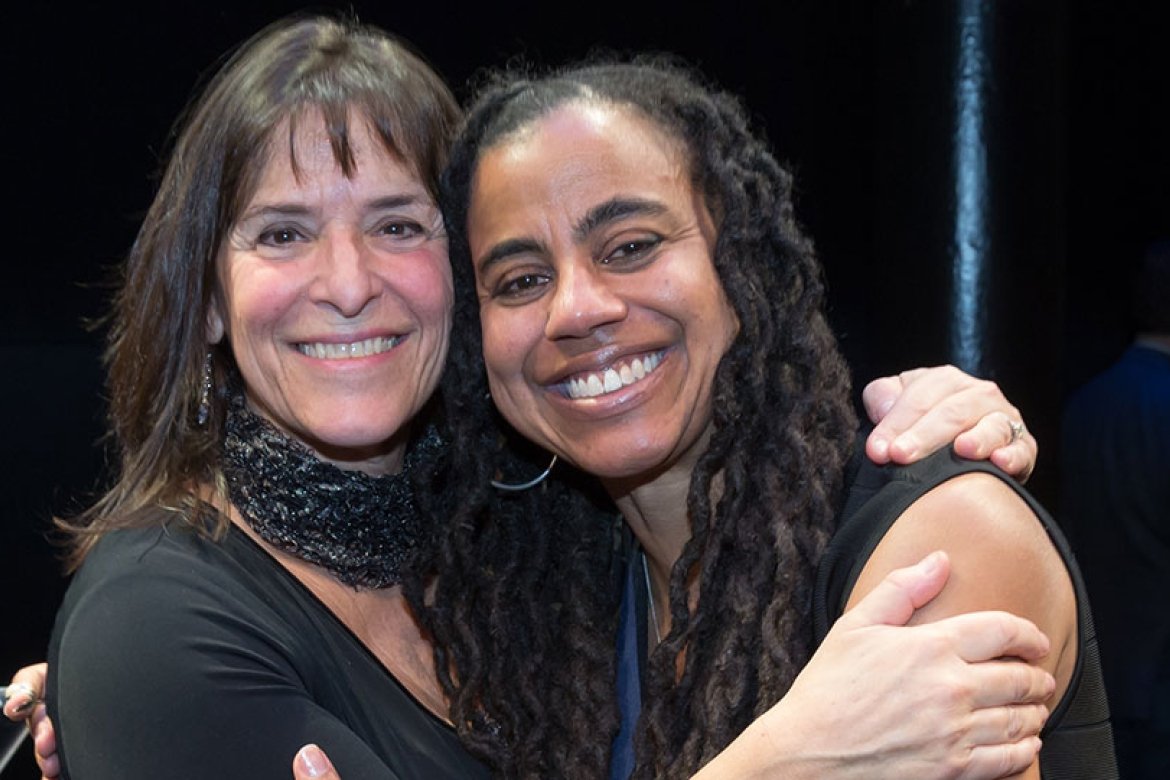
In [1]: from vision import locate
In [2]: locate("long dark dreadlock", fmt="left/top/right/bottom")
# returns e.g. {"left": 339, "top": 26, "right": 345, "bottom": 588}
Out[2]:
{"left": 413, "top": 57, "right": 858, "bottom": 778}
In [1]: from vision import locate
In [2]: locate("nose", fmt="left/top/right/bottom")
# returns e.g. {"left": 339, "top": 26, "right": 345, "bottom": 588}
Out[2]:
{"left": 311, "top": 226, "right": 378, "bottom": 317}
{"left": 544, "top": 260, "right": 628, "bottom": 340}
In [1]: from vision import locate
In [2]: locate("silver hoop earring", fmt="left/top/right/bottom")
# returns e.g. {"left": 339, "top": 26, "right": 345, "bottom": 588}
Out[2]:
{"left": 491, "top": 454, "right": 558, "bottom": 492}
{"left": 196, "top": 351, "right": 214, "bottom": 427}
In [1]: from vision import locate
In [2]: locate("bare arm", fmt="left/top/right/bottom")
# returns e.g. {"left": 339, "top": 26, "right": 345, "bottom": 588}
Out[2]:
{"left": 842, "top": 474, "right": 1077, "bottom": 780}
{"left": 692, "top": 551, "right": 1054, "bottom": 780}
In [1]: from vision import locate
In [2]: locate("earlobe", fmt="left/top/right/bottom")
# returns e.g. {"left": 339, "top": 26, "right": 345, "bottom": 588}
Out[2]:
{"left": 206, "top": 297, "right": 225, "bottom": 344}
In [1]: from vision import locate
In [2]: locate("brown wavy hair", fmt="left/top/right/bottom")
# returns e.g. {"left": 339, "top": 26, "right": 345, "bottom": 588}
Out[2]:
{"left": 60, "top": 15, "right": 460, "bottom": 569}
{"left": 420, "top": 57, "right": 858, "bottom": 777}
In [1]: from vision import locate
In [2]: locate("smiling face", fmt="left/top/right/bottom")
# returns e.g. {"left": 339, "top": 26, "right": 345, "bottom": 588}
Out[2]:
{"left": 468, "top": 102, "right": 738, "bottom": 482}
{"left": 209, "top": 111, "right": 452, "bottom": 475}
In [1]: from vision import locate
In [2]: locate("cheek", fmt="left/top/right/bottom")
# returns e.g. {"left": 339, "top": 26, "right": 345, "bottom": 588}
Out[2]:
{"left": 220, "top": 263, "right": 294, "bottom": 334}
{"left": 399, "top": 251, "right": 455, "bottom": 327}
{"left": 479, "top": 309, "right": 544, "bottom": 435}
{"left": 692, "top": 268, "right": 738, "bottom": 354}
{"left": 715, "top": 297, "right": 739, "bottom": 352}
{"left": 391, "top": 255, "right": 454, "bottom": 400}
{"left": 479, "top": 317, "right": 525, "bottom": 426}
{"left": 479, "top": 308, "right": 528, "bottom": 381}
{"left": 484, "top": 367, "right": 541, "bottom": 448}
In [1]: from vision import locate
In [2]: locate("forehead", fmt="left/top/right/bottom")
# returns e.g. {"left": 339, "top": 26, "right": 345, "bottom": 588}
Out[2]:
{"left": 242, "top": 110, "right": 423, "bottom": 206}
{"left": 467, "top": 102, "right": 702, "bottom": 245}
{"left": 470, "top": 102, "right": 692, "bottom": 222}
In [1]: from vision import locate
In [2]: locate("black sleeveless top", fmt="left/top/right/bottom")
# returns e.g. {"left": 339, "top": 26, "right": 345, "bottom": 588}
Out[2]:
{"left": 813, "top": 448, "right": 1118, "bottom": 780}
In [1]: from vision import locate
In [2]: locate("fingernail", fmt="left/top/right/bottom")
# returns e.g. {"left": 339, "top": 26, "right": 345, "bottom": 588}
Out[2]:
{"left": 12, "top": 696, "right": 34, "bottom": 715}
{"left": 296, "top": 744, "right": 331, "bottom": 778}
{"left": 870, "top": 437, "right": 889, "bottom": 459}
{"left": 892, "top": 435, "right": 918, "bottom": 461}
{"left": 919, "top": 550, "right": 943, "bottom": 575}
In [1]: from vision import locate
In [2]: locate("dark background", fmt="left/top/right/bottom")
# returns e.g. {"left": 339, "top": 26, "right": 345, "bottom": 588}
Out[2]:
{"left": 2, "top": 1, "right": 1166, "bottom": 774}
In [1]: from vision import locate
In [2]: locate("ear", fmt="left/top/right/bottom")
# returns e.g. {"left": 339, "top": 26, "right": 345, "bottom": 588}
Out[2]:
{"left": 206, "top": 294, "right": 226, "bottom": 345}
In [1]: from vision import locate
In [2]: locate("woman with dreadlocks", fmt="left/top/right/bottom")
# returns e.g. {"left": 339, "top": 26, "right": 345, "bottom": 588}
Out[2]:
{"left": 390, "top": 59, "right": 1114, "bottom": 780}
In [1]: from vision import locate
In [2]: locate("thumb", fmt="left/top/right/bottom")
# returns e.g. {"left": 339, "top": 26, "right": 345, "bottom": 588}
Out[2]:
{"left": 294, "top": 744, "right": 340, "bottom": 780}
{"left": 834, "top": 550, "right": 951, "bottom": 631}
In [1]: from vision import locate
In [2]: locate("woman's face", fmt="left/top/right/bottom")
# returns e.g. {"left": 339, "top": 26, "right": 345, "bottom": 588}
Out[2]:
{"left": 468, "top": 102, "right": 738, "bottom": 481}
{"left": 209, "top": 111, "right": 452, "bottom": 475}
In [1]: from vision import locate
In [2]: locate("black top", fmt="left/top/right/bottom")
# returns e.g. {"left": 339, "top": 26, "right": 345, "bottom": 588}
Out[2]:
{"left": 48, "top": 514, "right": 490, "bottom": 780}
{"left": 814, "top": 448, "right": 1117, "bottom": 780}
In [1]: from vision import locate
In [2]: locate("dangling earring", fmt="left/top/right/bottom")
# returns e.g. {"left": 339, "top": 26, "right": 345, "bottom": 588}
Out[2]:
{"left": 491, "top": 454, "right": 558, "bottom": 492}
{"left": 196, "top": 351, "right": 214, "bottom": 427}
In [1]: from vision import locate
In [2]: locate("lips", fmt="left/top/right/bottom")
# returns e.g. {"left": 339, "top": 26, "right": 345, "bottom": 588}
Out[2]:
{"left": 555, "top": 350, "right": 666, "bottom": 399}
{"left": 294, "top": 335, "right": 404, "bottom": 359}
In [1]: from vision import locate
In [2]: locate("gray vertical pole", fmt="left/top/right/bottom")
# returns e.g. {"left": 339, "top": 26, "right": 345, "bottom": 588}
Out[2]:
{"left": 865, "top": 1, "right": 1066, "bottom": 501}
{"left": 951, "top": 0, "right": 992, "bottom": 374}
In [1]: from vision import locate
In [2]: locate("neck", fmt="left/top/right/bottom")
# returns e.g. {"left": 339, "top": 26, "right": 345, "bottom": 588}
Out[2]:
{"left": 609, "top": 468, "right": 692, "bottom": 586}
{"left": 603, "top": 444, "right": 712, "bottom": 639}
{"left": 243, "top": 396, "right": 410, "bottom": 476}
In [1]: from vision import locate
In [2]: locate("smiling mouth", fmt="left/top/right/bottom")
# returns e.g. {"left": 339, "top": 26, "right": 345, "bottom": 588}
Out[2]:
{"left": 559, "top": 350, "right": 666, "bottom": 399}
{"left": 295, "top": 336, "right": 404, "bottom": 359}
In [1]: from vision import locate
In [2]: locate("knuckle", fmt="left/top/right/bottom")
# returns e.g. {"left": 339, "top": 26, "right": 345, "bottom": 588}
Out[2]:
{"left": 973, "top": 377, "right": 1002, "bottom": 399}
{"left": 1011, "top": 664, "right": 1034, "bottom": 701}
{"left": 1004, "top": 704, "right": 1025, "bottom": 740}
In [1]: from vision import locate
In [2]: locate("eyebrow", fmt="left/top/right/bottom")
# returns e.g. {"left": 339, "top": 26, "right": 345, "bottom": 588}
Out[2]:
{"left": 237, "top": 194, "right": 428, "bottom": 224}
{"left": 367, "top": 194, "right": 430, "bottom": 211}
{"left": 572, "top": 197, "right": 667, "bottom": 242}
{"left": 477, "top": 197, "right": 668, "bottom": 273}
{"left": 477, "top": 237, "right": 545, "bottom": 273}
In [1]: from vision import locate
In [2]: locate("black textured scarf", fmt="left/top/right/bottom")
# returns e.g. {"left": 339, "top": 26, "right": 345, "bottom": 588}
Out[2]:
{"left": 222, "top": 396, "right": 441, "bottom": 589}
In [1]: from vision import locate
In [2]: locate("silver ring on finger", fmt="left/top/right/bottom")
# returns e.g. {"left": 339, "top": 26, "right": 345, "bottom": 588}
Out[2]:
{"left": 4, "top": 682, "right": 39, "bottom": 712}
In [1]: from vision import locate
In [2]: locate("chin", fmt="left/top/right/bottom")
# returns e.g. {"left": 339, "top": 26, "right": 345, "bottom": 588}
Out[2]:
{"left": 302, "top": 416, "right": 410, "bottom": 455}
{"left": 566, "top": 439, "right": 681, "bottom": 482}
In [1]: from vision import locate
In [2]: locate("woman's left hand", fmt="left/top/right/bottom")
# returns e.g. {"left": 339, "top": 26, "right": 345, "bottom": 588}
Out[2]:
{"left": 4, "top": 663, "right": 57, "bottom": 780}
{"left": 863, "top": 365, "right": 1035, "bottom": 481}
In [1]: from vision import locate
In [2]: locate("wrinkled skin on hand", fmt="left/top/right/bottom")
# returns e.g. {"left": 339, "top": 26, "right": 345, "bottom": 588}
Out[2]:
{"left": 864, "top": 365, "right": 1036, "bottom": 481}
{"left": 4, "top": 663, "right": 57, "bottom": 780}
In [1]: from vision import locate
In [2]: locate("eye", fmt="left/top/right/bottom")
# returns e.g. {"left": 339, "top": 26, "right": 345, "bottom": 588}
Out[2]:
{"left": 494, "top": 272, "right": 551, "bottom": 300}
{"left": 256, "top": 226, "right": 308, "bottom": 247}
{"left": 377, "top": 219, "right": 425, "bottom": 240}
{"left": 602, "top": 236, "right": 662, "bottom": 266}
{"left": 370, "top": 217, "right": 435, "bottom": 253}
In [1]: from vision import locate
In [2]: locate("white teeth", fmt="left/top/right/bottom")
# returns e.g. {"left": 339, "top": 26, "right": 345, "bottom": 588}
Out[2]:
{"left": 565, "top": 351, "right": 665, "bottom": 399}
{"left": 297, "top": 336, "right": 402, "bottom": 360}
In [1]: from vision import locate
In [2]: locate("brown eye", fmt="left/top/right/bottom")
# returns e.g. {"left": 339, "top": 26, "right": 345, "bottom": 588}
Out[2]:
{"left": 257, "top": 226, "right": 307, "bottom": 246}
{"left": 496, "top": 272, "right": 550, "bottom": 299}
{"left": 379, "top": 220, "right": 423, "bottom": 239}
{"left": 603, "top": 236, "right": 662, "bottom": 265}
{"left": 372, "top": 218, "right": 432, "bottom": 252}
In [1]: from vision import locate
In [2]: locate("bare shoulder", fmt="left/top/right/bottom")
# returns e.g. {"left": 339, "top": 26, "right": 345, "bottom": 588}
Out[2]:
{"left": 845, "top": 472, "right": 1077, "bottom": 690}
